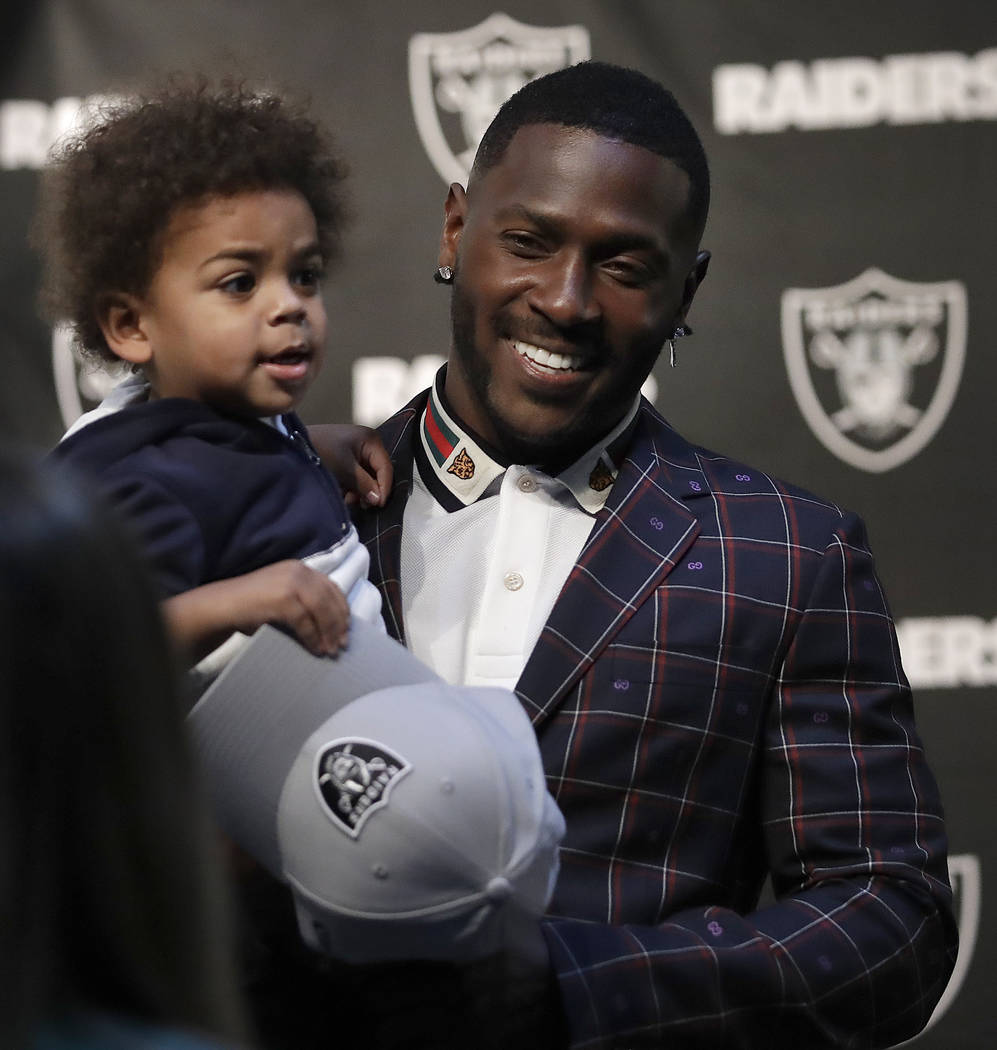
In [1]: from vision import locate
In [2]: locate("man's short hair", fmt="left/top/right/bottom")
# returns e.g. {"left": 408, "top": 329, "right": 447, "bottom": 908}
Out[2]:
{"left": 471, "top": 61, "right": 710, "bottom": 238}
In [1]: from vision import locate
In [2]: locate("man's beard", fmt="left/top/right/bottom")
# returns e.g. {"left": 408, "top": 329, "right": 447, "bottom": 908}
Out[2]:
{"left": 449, "top": 282, "right": 656, "bottom": 471}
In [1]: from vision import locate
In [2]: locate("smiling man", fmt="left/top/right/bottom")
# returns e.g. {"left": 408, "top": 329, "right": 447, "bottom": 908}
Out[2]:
{"left": 441, "top": 120, "right": 704, "bottom": 473}
{"left": 355, "top": 62, "right": 956, "bottom": 1048}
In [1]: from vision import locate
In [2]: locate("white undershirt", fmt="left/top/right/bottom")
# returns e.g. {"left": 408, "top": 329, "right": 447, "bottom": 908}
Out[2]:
{"left": 400, "top": 386, "right": 639, "bottom": 689}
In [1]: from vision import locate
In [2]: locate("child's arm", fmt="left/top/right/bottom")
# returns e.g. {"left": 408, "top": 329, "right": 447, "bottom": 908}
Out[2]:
{"left": 307, "top": 424, "right": 393, "bottom": 508}
{"left": 163, "top": 559, "right": 350, "bottom": 666}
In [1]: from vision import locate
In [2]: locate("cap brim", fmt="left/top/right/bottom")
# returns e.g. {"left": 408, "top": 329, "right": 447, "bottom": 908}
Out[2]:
{"left": 187, "top": 620, "right": 442, "bottom": 872}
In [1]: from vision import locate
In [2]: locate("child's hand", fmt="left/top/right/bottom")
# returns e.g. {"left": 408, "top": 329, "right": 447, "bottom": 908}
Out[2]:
{"left": 164, "top": 560, "right": 349, "bottom": 664}
{"left": 307, "top": 423, "right": 393, "bottom": 508}
{"left": 232, "top": 560, "right": 350, "bottom": 655}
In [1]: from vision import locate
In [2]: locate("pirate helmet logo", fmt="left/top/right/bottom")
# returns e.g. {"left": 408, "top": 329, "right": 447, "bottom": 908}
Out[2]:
{"left": 408, "top": 13, "right": 590, "bottom": 184}
{"left": 314, "top": 738, "right": 411, "bottom": 839}
{"left": 781, "top": 268, "right": 966, "bottom": 472}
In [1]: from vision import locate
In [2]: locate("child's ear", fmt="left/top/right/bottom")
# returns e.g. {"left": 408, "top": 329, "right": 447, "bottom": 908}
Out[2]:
{"left": 96, "top": 291, "right": 152, "bottom": 365}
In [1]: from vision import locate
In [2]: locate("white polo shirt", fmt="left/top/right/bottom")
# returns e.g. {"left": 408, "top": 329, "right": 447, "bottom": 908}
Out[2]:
{"left": 400, "top": 376, "right": 639, "bottom": 689}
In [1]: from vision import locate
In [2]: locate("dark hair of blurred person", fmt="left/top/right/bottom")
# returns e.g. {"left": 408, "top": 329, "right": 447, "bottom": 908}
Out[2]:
{"left": 0, "top": 449, "right": 248, "bottom": 1049}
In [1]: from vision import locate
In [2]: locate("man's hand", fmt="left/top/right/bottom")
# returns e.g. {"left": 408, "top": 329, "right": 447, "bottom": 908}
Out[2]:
{"left": 163, "top": 560, "right": 350, "bottom": 665}
{"left": 307, "top": 423, "right": 393, "bottom": 508}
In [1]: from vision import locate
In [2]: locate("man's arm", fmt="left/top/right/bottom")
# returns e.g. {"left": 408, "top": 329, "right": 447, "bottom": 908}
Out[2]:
{"left": 540, "top": 512, "right": 956, "bottom": 1048}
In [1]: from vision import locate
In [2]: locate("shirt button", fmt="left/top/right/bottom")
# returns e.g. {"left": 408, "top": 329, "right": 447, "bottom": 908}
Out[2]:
{"left": 517, "top": 474, "right": 538, "bottom": 493}
{"left": 503, "top": 571, "right": 524, "bottom": 591}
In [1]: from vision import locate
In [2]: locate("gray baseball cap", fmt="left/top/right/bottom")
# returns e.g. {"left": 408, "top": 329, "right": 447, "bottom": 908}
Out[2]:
{"left": 188, "top": 621, "right": 564, "bottom": 963}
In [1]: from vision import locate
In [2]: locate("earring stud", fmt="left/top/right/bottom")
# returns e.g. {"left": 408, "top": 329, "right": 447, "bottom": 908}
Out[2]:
{"left": 433, "top": 266, "right": 454, "bottom": 284}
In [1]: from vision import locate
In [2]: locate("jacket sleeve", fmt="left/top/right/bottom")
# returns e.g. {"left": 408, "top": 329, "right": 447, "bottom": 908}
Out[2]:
{"left": 541, "top": 511, "right": 957, "bottom": 1049}
{"left": 303, "top": 526, "right": 385, "bottom": 627}
{"left": 102, "top": 468, "right": 207, "bottom": 597}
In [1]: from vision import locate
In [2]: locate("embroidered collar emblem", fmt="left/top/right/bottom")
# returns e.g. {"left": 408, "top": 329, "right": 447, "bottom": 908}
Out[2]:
{"left": 588, "top": 460, "right": 614, "bottom": 492}
{"left": 447, "top": 447, "right": 476, "bottom": 480}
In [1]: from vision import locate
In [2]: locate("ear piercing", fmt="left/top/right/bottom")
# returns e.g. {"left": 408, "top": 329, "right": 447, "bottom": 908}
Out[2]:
{"left": 433, "top": 266, "right": 454, "bottom": 284}
{"left": 666, "top": 323, "right": 692, "bottom": 368}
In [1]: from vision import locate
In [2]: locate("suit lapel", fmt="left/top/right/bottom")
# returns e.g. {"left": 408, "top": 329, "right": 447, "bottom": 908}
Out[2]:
{"left": 516, "top": 407, "right": 709, "bottom": 729}
{"left": 356, "top": 394, "right": 426, "bottom": 646}
{"left": 364, "top": 395, "right": 712, "bottom": 728}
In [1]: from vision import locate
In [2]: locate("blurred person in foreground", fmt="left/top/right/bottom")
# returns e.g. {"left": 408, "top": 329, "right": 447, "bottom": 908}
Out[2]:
{"left": 0, "top": 451, "right": 248, "bottom": 1050}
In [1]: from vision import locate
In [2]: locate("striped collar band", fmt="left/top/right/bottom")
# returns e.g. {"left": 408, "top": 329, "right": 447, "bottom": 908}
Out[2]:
{"left": 415, "top": 370, "right": 640, "bottom": 514}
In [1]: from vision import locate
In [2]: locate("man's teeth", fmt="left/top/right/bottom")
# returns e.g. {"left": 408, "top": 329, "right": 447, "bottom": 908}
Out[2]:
{"left": 513, "top": 340, "right": 582, "bottom": 371}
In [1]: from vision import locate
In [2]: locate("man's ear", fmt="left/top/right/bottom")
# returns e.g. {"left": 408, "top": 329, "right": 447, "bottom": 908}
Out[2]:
{"left": 679, "top": 249, "right": 711, "bottom": 319}
{"left": 96, "top": 291, "right": 152, "bottom": 365}
{"left": 438, "top": 183, "right": 468, "bottom": 271}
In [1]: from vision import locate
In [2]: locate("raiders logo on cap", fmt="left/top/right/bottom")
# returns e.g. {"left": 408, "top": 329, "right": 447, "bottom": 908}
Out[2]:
{"left": 315, "top": 738, "right": 411, "bottom": 838}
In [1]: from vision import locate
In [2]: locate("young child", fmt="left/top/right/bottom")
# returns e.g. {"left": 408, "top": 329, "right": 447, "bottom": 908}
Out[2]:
{"left": 41, "top": 80, "right": 388, "bottom": 667}
{"left": 36, "top": 82, "right": 567, "bottom": 1050}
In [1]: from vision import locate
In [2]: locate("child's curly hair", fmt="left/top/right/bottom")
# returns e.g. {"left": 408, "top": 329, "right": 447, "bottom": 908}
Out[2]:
{"left": 34, "top": 77, "right": 349, "bottom": 363}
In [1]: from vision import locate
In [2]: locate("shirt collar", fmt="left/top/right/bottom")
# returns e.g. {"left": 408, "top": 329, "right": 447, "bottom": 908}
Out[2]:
{"left": 415, "top": 368, "right": 640, "bottom": 514}
{"left": 60, "top": 371, "right": 289, "bottom": 440}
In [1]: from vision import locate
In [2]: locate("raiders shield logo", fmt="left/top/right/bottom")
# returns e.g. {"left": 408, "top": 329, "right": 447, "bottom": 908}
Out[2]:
{"left": 408, "top": 13, "right": 590, "bottom": 184}
{"left": 781, "top": 268, "right": 966, "bottom": 472}
{"left": 314, "top": 737, "right": 411, "bottom": 839}
{"left": 52, "top": 325, "right": 132, "bottom": 429}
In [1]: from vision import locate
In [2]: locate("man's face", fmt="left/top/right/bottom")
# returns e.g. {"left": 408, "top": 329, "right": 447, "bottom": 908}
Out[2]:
{"left": 439, "top": 123, "right": 704, "bottom": 469}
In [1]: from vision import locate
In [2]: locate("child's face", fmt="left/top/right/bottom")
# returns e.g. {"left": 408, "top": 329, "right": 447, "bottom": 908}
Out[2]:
{"left": 137, "top": 189, "right": 327, "bottom": 416}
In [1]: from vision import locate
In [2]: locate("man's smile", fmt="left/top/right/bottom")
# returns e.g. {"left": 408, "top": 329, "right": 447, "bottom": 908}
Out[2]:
{"left": 511, "top": 339, "right": 586, "bottom": 372}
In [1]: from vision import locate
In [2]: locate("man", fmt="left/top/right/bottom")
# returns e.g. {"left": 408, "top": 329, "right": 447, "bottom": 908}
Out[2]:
{"left": 355, "top": 62, "right": 956, "bottom": 1048}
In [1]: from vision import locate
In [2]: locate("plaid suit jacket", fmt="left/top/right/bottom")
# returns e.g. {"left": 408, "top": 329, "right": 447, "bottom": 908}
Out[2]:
{"left": 358, "top": 391, "right": 956, "bottom": 1049}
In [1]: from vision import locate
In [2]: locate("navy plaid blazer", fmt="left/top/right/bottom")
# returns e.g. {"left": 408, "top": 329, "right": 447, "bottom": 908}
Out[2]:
{"left": 357, "top": 391, "right": 957, "bottom": 1049}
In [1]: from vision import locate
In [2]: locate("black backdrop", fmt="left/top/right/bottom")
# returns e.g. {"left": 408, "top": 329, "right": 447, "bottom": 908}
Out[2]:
{"left": 1, "top": 4, "right": 992, "bottom": 1044}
